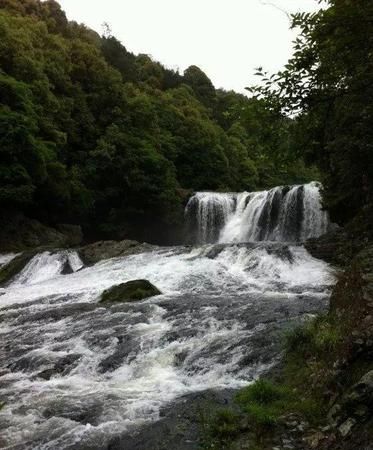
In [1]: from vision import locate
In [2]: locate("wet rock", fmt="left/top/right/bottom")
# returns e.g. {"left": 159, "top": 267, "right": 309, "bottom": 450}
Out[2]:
{"left": 108, "top": 390, "right": 234, "bottom": 450}
{"left": 98, "top": 335, "right": 138, "bottom": 372}
{"left": 78, "top": 239, "right": 154, "bottom": 265}
{"left": 43, "top": 398, "right": 104, "bottom": 425}
{"left": 37, "top": 368, "right": 57, "bottom": 380}
{"left": 11, "top": 353, "right": 81, "bottom": 376}
{"left": 100, "top": 280, "right": 161, "bottom": 304}
{"left": 61, "top": 259, "right": 74, "bottom": 275}
{"left": 305, "top": 229, "right": 348, "bottom": 266}
{"left": 0, "top": 251, "right": 36, "bottom": 286}
{"left": 15, "top": 302, "right": 96, "bottom": 325}
{"left": 174, "top": 351, "right": 188, "bottom": 367}
{"left": 37, "top": 354, "right": 81, "bottom": 380}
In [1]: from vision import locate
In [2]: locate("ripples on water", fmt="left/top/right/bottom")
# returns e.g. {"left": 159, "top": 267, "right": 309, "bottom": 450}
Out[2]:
{"left": 0, "top": 243, "right": 334, "bottom": 449}
{"left": 0, "top": 182, "right": 335, "bottom": 449}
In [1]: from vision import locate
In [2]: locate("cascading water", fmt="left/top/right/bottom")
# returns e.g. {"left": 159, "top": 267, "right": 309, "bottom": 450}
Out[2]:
{"left": 185, "top": 182, "right": 330, "bottom": 244}
{"left": 11, "top": 250, "right": 84, "bottom": 286}
{"left": 0, "top": 182, "right": 334, "bottom": 449}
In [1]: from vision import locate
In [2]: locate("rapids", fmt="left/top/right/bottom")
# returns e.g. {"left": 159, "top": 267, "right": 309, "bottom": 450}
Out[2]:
{"left": 0, "top": 183, "right": 335, "bottom": 449}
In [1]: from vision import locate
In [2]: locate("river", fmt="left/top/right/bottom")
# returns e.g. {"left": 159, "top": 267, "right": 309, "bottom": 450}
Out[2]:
{"left": 0, "top": 182, "right": 335, "bottom": 449}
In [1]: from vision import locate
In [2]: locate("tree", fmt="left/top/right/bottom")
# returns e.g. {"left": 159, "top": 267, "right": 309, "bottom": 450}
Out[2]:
{"left": 183, "top": 65, "right": 216, "bottom": 110}
{"left": 0, "top": 0, "right": 319, "bottom": 242}
{"left": 249, "top": 0, "right": 373, "bottom": 223}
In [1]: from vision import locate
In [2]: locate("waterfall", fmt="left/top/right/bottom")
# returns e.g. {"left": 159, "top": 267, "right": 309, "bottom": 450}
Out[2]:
{"left": 185, "top": 182, "right": 330, "bottom": 244}
{"left": 11, "top": 250, "right": 84, "bottom": 286}
{"left": 0, "top": 182, "right": 334, "bottom": 449}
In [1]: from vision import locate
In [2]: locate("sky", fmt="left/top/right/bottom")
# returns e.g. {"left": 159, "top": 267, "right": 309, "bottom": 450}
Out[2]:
{"left": 57, "top": 0, "right": 322, "bottom": 94}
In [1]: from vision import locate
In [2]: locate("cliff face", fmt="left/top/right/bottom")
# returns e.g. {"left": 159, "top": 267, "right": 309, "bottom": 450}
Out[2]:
{"left": 315, "top": 244, "right": 373, "bottom": 450}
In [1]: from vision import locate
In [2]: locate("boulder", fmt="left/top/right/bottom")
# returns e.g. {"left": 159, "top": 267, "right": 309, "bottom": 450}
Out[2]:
{"left": 305, "top": 229, "right": 349, "bottom": 266}
{"left": 343, "top": 370, "right": 373, "bottom": 411}
{"left": 0, "top": 212, "right": 74, "bottom": 252}
{"left": 100, "top": 280, "right": 161, "bottom": 304}
{"left": 0, "top": 251, "right": 36, "bottom": 286}
{"left": 37, "top": 354, "right": 81, "bottom": 380}
{"left": 79, "top": 240, "right": 154, "bottom": 265}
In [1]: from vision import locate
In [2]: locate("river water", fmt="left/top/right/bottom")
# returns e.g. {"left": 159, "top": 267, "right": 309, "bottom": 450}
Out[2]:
{"left": 0, "top": 183, "right": 335, "bottom": 449}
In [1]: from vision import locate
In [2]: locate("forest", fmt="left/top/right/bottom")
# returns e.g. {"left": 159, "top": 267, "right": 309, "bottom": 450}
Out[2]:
{"left": 250, "top": 0, "right": 373, "bottom": 226}
{"left": 0, "top": 1, "right": 373, "bottom": 449}
{"left": 0, "top": 0, "right": 318, "bottom": 243}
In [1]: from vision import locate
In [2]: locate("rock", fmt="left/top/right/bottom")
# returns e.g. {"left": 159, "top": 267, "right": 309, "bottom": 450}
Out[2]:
{"left": 98, "top": 335, "right": 140, "bottom": 373}
{"left": 37, "top": 354, "right": 81, "bottom": 380}
{"left": 79, "top": 240, "right": 154, "bottom": 265}
{"left": 0, "top": 251, "right": 36, "bottom": 286}
{"left": 338, "top": 418, "right": 356, "bottom": 437}
{"left": 342, "top": 370, "right": 373, "bottom": 412}
{"left": 305, "top": 432, "right": 325, "bottom": 448}
{"left": 0, "top": 212, "right": 74, "bottom": 252}
{"left": 100, "top": 280, "right": 161, "bottom": 304}
{"left": 61, "top": 259, "right": 74, "bottom": 275}
{"left": 108, "top": 389, "right": 234, "bottom": 450}
{"left": 305, "top": 229, "right": 349, "bottom": 266}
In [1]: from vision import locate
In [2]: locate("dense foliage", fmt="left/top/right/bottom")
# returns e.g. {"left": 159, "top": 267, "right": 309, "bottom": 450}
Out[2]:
{"left": 250, "top": 0, "right": 373, "bottom": 224}
{"left": 0, "top": 0, "right": 316, "bottom": 242}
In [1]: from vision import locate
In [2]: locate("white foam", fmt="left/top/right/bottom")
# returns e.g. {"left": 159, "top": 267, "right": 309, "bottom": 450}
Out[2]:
{"left": 0, "top": 245, "right": 333, "bottom": 308}
{"left": 0, "top": 252, "right": 19, "bottom": 267}
{"left": 0, "top": 244, "right": 334, "bottom": 448}
{"left": 10, "top": 250, "right": 83, "bottom": 288}
{"left": 186, "top": 182, "right": 330, "bottom": 244}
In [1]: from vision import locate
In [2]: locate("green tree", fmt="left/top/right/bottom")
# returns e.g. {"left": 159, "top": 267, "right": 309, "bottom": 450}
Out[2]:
{"left": 250, "top": 0, "right": 373, "bottom": 223}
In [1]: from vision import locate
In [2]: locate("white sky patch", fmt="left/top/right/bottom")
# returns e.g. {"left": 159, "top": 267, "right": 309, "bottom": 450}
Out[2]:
{"left": 57, "top": 0, "right": 323, "bottom": 93}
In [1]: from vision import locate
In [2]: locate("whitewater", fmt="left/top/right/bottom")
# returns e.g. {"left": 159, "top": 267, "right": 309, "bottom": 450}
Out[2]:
{"left": 0, "top": 182, "right": 335, "bottom": 449}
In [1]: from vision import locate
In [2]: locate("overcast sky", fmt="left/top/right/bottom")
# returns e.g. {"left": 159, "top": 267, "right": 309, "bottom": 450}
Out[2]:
{"left": 57, "top": 0, "right": 322, "bottom": 93}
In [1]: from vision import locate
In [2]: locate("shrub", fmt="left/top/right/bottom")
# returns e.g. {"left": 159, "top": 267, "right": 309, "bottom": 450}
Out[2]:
{"left": 285, "top": 316, "right": 342, "bottom": 359}
{"left": 235, "top": 380, "right": 293, "bottom": 430}
{"left": 209, "top": 408, "right": 241, "bottom": 438}
{"left": 236, "top": 379, "right": 286, "bottom": 405}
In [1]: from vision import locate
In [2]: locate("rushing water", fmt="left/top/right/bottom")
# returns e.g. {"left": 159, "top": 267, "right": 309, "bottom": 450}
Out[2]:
{"left": 185, "top": 182, "right": 330, "bottom": 244}
{"left": 0, "top": 183, "right": 334, "bottom": 449}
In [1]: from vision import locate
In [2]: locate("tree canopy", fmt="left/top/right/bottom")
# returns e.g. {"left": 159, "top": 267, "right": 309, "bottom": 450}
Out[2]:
{"left": 0, "top": 0, "right": 317, "bottom": 242}
{"left": 250, "top": 0, "right": 373, "bottom": 224}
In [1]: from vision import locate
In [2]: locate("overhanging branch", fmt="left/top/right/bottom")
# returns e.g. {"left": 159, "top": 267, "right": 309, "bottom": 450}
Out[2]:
{"left": 258, "top": 0, "right": 291, "bottom": 22}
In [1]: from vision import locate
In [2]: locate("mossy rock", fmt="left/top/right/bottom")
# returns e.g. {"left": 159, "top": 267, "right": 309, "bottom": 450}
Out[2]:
{"left": 79, "top": 240, "right": 154, "bottom": 265}
{"left": 0, "top": 213, "right": 72, "bottom": 252}
{"left": 100, "top": 280, "right": 161, "bottom": 304}
{"left": 0, "top": 252, "right": 36, "bottom": 286}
